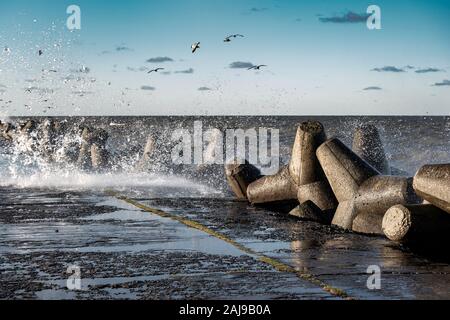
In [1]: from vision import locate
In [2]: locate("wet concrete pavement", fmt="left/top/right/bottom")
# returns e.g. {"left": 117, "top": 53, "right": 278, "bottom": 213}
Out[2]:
{"left": 0, "top": 188, "right": 332, "bottom": 299}
{"left": 139, "top": 197, "right": 450, "bottom": 299}
{"left": 1, "top": 187, "right": 449, "bottom": 299}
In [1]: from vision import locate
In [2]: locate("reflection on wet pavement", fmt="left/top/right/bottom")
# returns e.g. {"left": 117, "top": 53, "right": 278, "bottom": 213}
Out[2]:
{"left": 0, "top": 188, "right": 336, "bottom": 300}
{"left": 138, "top": 197, "right": 450, "bottom": 299}
{"left": 1, "top": 188, "right": 449, "bottom": 299}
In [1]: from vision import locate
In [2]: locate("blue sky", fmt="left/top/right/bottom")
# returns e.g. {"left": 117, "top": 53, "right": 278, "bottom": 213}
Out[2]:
{"left": 0, "top": 0, "right": 449, "bottom": 115}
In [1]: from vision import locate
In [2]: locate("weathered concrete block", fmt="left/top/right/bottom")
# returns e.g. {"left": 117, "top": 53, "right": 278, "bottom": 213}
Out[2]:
{"left": 91, "top": 144, "right": 109, "bottom": 169}
{"left": 352, "top": 124, "right": 390, "bottom": 175}
{"left": 382, "top": 204, "right": 450, "bottom": 243}
{"left": 331, "top": 200, "right": 357, "bottom": 230}
{"left": 316, "top": 138, "right": 380, "bottom": 202}
{"left": 352, "top": 212, "right": 384, "bottom": 235}
{"left": 413, "top": 164, "right": 450, "bottom": 213}
{"left": 38, "top": 119, "right": 57, "bottom": 159}
{"left": 247, "top": 165, "right": 298, "bottom": 204}
{"left": 225, "top": 160, "right": 262, "bottom": 200}
{"left": 136, "top": 135, "right": 155, "bottom": 171}
{"left": 77, "top": 127, "right": 109, "bottom": 170}
{"left": 77, "top": 127, "right": 94, "bottom": 170}
{"left": 0, "top": 121, "right": 14, "bottom": 141}
{"left": 19, "top": 120, "right": 37, "bottom": 135}
{"left": 297, "top": 181, "right": 337, "bottom": 211}
{"left": 289, "top": 121, "right": 326, "bottom": 186}
{"left": 289, "top": 200, "right": 333, "bottom": 224}
{"left": 332, "top": 175, "right": 420, "bottom": 231}
{"left": 354, "top": 176, "right": 420, "bottom": 215}
{"left": 91, "top": 129, "right": 109, "bottom": 170}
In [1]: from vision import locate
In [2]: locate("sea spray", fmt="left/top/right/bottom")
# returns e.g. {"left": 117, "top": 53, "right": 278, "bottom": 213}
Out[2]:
{"left": 1, "top": 116, "right": 449, "bottom": 198}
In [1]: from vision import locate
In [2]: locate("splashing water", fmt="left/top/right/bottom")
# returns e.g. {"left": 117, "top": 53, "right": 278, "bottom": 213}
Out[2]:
{"left": 1, "top": 116, "right": 449, "bottom": 198}
{"left": 0, "top": 170, "right": 221, "bottom": 198}
{"left": 0, "top": 118, "right": 226, "bottom": 198}
{"left": 0, "top": 143, "right": 224, "bottom": 198}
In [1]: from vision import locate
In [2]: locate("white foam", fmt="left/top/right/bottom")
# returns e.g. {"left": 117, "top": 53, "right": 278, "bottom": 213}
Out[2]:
{"left": 0, "top": 134, "right": 224, "bottom": 197}
{"left": 0, "top": 169, "right": 222, "bottom": 197}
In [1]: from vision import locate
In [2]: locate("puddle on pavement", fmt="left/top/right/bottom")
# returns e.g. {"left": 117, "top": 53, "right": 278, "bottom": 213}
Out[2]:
{"left": 3, "top": 190, "right": 450, "bottom": 300}
{"left": 0, "top": 198, "right": 246, "bottom": 257}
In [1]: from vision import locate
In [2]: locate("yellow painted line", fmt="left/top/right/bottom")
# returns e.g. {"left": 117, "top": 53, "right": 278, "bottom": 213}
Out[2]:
{"left": 111, "top": 192, "right": 353, "bottom": 299}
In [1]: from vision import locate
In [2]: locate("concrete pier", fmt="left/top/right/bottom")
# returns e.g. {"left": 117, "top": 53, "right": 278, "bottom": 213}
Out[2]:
{"left": 3, "top": 187, "right": 450, "bottom": 299}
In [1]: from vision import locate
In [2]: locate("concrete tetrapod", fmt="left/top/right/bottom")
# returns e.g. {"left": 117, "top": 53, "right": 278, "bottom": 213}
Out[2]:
{"left": 77, "top": 127, "right": 94, "bottom": 170}
{"left": 289, "top": 200, "right": 334, "bottom": 224}
{"left": 354, "top": 176, "right": 419, "bottom": 214}
{"left": 288, "top": 121, "right": 327, "bottom": 186}
{"left": 332, "top": 200, "right": 357, "bottom": 230}
{"left": 352, "top": 213, "right": 385, "bottom": 235}
{"left": 136, "top": 135, "right": 155, "bottom": 171}
{"left": 0, "top": 121, "right": 14, "bottom": 141}
{"left": 382, "top": 204, "right": 450, "bottom": 243}
{"left": 413, "top": 164, "right": 450, "bottom": 213}
{"left": 247, "top": 120, "right": 327, "bottom": 206}
{"left": 297, "top": 181, "right": 337, "bottom": 211}
{"left": 316, "top": 138, "right": 380, "bottom": 203}
{"left": 332, "top": 175, "right": 420, "bottom": 231}
{"left": 90, "top": 129, "right": 109, "bottom": 170}
{"left": 352, "top": 124, "right": 391, "bottom": 175}
{"left": 38, "top": 119, "right": 57, "bottom": 160}
{"left": 225, "top": 160, "right": 262, "bottom": 200}
{"left": 77, "top": 127, "right": 109, "bottom": 170}
{"left": 247, "top": 165, "right": 298, "bottom": 204}
{"left": 19, "top": 120, "right": 37, "bottom": 136}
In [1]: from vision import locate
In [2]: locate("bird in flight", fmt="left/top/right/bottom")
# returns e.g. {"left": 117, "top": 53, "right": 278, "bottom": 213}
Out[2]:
{"left": 191, "top": 42, "right": 200, "bottom": 53}
{"left": 148, "top": 68, "right": 165, "bottom": 74}
{"left": 38, "top": 49, "right": 43, "bottom": 56}
{"left": 248, "top": 65, "right": 267, "bottom": 70}
{"left": 224, "top": 34, "right": 244, "bottom": 42}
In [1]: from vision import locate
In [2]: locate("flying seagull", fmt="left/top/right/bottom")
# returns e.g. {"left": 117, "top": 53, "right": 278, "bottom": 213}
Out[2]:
{"left": 148, "top": 68, "right": 165, "bottom": 74}
{"left": 191, "top": 42, "right": 200, "bottom": 53}
{"left": 248, "top": 65, "right": 267, "bottom": 70}
{"left": 224, "top": 34, "right": 244, "bottom": 42}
